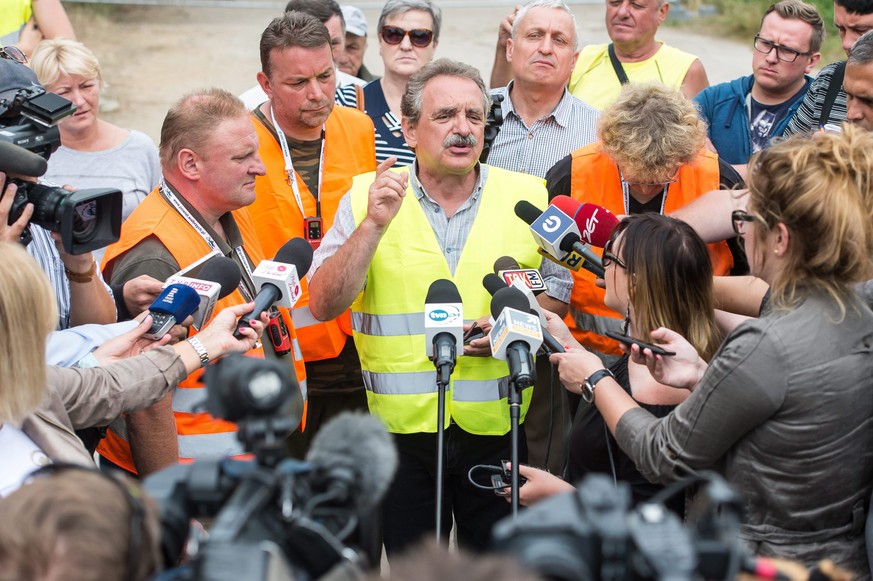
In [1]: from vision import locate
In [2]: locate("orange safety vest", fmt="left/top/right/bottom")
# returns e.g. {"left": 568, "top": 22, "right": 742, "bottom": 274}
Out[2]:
{"left": 248, "top": 106, "right": 376, "bottom": 362}
{"left": 98, "top": 188, "right": 308, "bottom": 473}
{"left": 567, "top": 144, "right": 733, "bottom": 355}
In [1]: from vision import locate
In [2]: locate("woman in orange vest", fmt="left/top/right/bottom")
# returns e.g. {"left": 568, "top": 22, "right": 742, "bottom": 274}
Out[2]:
{"left": 545, "top": 83, "right": 736, "bottom": 361}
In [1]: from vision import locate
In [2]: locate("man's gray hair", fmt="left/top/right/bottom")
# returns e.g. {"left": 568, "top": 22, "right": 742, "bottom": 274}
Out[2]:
{"left": 512, "top": 0, "right": 580, "bottom": 51}
{"left": 377, "top": 0, "right": 443, "bottom": 42}
{"left": 849, "top": 29, "right": 873, "bottom": 65}
{"left": 401, "top": 58, "right": 491, "bottom": 126}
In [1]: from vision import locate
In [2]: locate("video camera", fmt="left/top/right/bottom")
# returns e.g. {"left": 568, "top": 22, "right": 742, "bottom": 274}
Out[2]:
{"left": 0, "top": 69, "right": 122, "bottom": 254}
{"left": 492, "top": 472, "right": 753, "bottom": 581}
{"left": 144, "top": 354, "right": 397, "bottom": 581}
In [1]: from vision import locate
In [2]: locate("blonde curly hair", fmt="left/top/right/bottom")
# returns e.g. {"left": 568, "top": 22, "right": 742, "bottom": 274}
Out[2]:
{"left": 598, "top": 83, "right": 706, "bottom": 183}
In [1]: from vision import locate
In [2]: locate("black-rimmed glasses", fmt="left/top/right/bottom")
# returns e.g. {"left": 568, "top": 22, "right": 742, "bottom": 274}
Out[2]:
{"left": 0, "top": 46, "right": 27, "bottom": 64}
{"left": 753, "top": 35, "right": 812, "bottom": 63}
{"left": 380, "top": 26, "right": 434, "bottom": 48}
{"left": 731, "top": 209, "right": 756, "bottom": 236}
{"left": 602, "top": 237, "right": 626, "bottom": 269}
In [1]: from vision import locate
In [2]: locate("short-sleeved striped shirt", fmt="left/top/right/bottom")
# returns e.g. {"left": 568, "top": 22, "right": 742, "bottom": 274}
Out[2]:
{"left": 336, "top": 80, "right": 416, "bottom": 167}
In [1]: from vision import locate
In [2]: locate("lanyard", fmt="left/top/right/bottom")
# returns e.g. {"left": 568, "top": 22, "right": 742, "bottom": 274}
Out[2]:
{"left": 621, "top": 181, "right": 669, "bottom": 216}
{"left": 269, "top": 105, "right": 325, "bottom": 219}
{"left": 160, "top": 181, "right": 255, "bottom": 301}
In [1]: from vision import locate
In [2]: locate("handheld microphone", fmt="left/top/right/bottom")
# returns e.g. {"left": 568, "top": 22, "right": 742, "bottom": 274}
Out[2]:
{"left": 144, "top": 283, "right": 201, "bottom": 340}
{"left": 493, "top": 256, "right": 547, "bottom": 295}
{"left": 483, "top": 274, "right": 564, "bottom": 355}
{"left": 489, "top": 286, "right": 543, "bottom": 387}
{"left": 0, "top": 141, "right": 48, "bottom": 177}
{"left": 550, "top": 196, "right": 620, "bottom": 248}
{"left": 164, "top": 256, "right": 242, "bottom": 330}
{"left": 304, "top": 412, "right": 399, "bottom": 514}
{"left": 424, "top": 279, "right": 464, "bottom": 385}
{"left": 234, "top": 238, "right": 313, "bottom": 338}
{"left": 514, "top": 200, "right": 605, "bottom": 278}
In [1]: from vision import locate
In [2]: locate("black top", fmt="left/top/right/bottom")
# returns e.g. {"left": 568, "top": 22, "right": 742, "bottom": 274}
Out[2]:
{"left": 567, "top": 355, "right": 685, "bottom": 515}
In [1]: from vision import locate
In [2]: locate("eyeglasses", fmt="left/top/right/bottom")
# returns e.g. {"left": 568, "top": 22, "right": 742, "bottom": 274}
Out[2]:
{"left": 380, "top": 26, "right": 434, "bottom": 48}
{"left": 753, "top": 35, "right": 812, "bottom": 63}
{"left": 0, "top": 45, "right": 26, "bottom": 64}
{"left": 731, "top": 209, "right": 756, "bottom": 236}
{"left": 602, "top": 237, "right": 626, "bottom": 269}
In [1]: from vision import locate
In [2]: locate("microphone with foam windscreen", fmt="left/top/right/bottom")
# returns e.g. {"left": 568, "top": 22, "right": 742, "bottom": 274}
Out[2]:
{"left": 489, "top": 286, "right": 543, "bottom": 388}
{"left": 144, "top": 283, "right": 201, "bottom": 340}
{"left": 483, "top": 273, "right": 565, "bottom": 355}
{"left": 164, "top": 255, "right": 242, "bottom": 330}
{"left": 550, "top": 195, "right": 620, "bottom": 248}
{"left": 514, "top": 200, "right": 605, "bottom": 278}
{"left": 424, "top": 279, "right": 464, "bottom": 386}
{"left": 303, "top": 411, "right": 399, "bottom": 515}
{"left": 0, "top": 141, "right": 48, "bottom": 177}
{"left": 234, "top": 238, "right": 313, "bottom": 338}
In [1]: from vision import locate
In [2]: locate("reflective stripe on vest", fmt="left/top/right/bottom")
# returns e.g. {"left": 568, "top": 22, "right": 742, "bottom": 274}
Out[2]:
{"left": 349, "top": 165, "right": 547, "bottom": 434}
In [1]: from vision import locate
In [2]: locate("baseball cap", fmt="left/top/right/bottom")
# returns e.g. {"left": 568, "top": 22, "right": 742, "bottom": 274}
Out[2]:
{"left": 0, "top": 58, "right": 42, "bottom": 105}
{"left": 341, "top": 5, "right": 368, "bottom": 37}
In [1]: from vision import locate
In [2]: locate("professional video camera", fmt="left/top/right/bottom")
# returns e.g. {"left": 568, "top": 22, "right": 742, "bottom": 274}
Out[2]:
{"left": 144, "top": 354, "right": 398, "bottom": 581}
{"left": 492, "top": 472, "right": 757, "bottom": 581}
{"left": 0, "top": 60, "right": 122, "bottom": 254}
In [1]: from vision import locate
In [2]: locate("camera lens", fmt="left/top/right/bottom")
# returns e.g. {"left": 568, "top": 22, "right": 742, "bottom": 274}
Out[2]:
{"left": 72, "top": 199, "right": 98, "bottom": 243}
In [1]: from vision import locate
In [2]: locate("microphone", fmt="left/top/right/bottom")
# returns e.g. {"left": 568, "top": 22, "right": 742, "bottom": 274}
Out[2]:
{"left": 493, "top": 256, "right": 546, "bottom": 295}
{"left": 164, "top": 255, "right": 242, "bottom": 330}
{"left": 234, "top": 238, "right": 313, "bottom": 338}
{"left": 0, "top": 141, "right": 48, "bottom": 177}
{"left": 550, "top": 196, "right": 620, "bottom": 248}
{"left": 424, "top": 279, "right": 464, "bottom": 385}
{"left": 514, "top": 200, "right": 605, "bottom": 278}
{"left": 483, "top": 273, "right": 564, "bottom": 355}
{"left": 144, "top": 283, "right": 201, "bottom": 340}
{"left": 304, "top": 411, "right": 399, "bottom": 514}
{"left": 489, "top": 286, "right": 543, "bottom": 387}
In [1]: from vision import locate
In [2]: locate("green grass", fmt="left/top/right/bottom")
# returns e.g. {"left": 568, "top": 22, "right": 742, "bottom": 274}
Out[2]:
{"left": 670, "top": 0, "right": 844, "bottom": 63}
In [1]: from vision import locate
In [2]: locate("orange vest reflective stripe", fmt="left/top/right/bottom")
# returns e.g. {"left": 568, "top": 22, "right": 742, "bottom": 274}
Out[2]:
{"left": 97, "top": 188, "right": 308, "bottom": 472}
{"left": 248, "top": 106, "right": 376, "bottom": 361}
{"left": 567, "top": 144, "right": 733, "bottom": 355}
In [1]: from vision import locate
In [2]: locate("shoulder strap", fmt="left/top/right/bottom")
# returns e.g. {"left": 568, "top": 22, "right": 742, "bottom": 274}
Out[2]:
{"left": 607, "top": 43, "right": 630, "bottom": 85}
{"left": 354, "top": 84, "right": 365, "bottom": 112}
{"left": 819, "top": 60, "right": 846, "bottom": 128}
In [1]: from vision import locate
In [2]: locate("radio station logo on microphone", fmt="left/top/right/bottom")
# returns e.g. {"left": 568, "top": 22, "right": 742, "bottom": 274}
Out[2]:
{"left": 582, "top": 209, "right": 600, "bottom": 245}
{"left": 531, "top": 206, "right": 568, "bottom": 246}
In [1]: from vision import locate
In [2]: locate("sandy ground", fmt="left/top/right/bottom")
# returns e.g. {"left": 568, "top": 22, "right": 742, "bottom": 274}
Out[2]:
{"left": 68, "top": 3, "right": 753, "bottom": 142}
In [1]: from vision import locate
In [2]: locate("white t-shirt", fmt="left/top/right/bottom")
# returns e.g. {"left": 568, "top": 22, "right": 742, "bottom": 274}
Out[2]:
{"left": 0, "top": 423, "right": 50, "bottom": 497}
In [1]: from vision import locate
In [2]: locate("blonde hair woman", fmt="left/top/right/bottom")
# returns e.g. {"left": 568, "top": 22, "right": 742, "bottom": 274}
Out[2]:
{"left": 0, "top": 242, "right": 266, "bottom": 496}
{"left": 30, "top": 38, "right": 160, "bottom": 225}
{"left": 547, "top": 127, "right": 873, "bottom": 575}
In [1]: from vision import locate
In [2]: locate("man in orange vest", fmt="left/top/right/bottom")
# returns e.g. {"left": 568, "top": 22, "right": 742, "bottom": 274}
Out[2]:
{"left": 246, "top": 11, "right": 376, "bottom": 455}
{"left": 545, "top": 83, "right": 739, "bottom": 365}
{"left": 99, "top": 88, "right": 308, "bottom": 476}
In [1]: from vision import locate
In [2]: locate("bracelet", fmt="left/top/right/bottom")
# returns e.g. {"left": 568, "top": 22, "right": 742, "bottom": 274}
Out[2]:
{"left": 64, "top": 260, "right": 97, "bottom": 284}
{"left": 186, "top": 337, "right": 210, "bottom": 368}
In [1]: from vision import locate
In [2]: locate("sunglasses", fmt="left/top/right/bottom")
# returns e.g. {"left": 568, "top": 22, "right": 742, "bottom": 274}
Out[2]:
{"left": 0, "top": 45, "right": 27, "bottom": 64}
{"left": 602, "top": 237, "right": 626, "bottom": 269}
{"left": 381, "top": 26, "right": 434, "bottom": 48}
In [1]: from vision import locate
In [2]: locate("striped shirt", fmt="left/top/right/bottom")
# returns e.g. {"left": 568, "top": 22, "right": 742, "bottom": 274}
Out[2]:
{"left": 26, "top": 224, "right": 112, "bottom": 330}
{"left": 782, "top": 61, "right": 847, "bottom": 138}
{"left": 336, "top": 81, "right": 416, "bottom": 168}
{"left": 486, "top": 83, "right": 600, "bottom": 179}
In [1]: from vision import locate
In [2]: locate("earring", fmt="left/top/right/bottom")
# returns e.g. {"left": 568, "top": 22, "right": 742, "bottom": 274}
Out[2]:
{"left": 621, "top": 303, "right": 630, "bottom": 336}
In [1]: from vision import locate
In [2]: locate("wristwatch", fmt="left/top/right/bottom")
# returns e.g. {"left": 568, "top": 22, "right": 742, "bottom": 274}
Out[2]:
{"left": 581, "top": 368, "right": 615, "bottom": 404}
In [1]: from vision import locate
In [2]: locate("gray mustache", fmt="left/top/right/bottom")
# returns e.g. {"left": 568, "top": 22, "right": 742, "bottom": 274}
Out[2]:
{"left": 443, "top": 134, "right": 478, "bottom": 148}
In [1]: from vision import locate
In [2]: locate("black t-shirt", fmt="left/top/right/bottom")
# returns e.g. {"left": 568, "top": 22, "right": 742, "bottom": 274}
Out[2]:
{"left": 749, "top": 90, "right": 802, "bottom": 153}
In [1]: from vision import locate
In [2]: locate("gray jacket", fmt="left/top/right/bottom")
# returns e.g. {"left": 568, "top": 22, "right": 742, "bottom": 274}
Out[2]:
{"left": 617, "top": 292, "right": 873, "bottom": 576}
